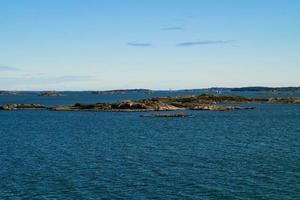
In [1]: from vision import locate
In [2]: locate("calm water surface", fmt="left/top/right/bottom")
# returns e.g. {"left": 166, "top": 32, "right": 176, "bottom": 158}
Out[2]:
{"left": 0, "top": 92, "right": 299, "bottom": 199}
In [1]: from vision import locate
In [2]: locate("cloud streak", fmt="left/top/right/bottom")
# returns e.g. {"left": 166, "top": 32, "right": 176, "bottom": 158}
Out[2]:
{"left": 127, "top": 42, "right": 151, "bottom": 47}
{"left": 177, "top": 40, "right": 233, "bottom": 47}
{"left": 52, "top": 75, "right": 93, "bottom": 82}
{"left": 0, "top": 65, "right": 19, "bottom": 71}
{"left": 0, "top": 75, "right": 93, "bottom": 84}
{"left": 161, "top": 27, "right": 183, "bottom": 31}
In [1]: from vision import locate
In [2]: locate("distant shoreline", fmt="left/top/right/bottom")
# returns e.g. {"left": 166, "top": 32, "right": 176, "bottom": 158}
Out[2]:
{"left": 1, "top": 86, "right": 300, "bottom": 93}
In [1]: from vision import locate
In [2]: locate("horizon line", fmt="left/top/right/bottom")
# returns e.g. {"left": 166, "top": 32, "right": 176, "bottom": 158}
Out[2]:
{"left": 1, "top": 85, "right": 300, "bottom": 92}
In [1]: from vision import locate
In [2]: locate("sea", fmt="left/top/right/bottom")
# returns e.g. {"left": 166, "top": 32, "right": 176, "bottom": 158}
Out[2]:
{"left": 0, "top": 91, "right": 299, "bottom": 199}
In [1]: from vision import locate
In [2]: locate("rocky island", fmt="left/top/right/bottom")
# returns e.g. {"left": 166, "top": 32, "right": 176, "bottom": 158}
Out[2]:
{"left": 91, "top": 89, "right": 153, "bottom": 95}
{"left": 39, "top": 91, "right": 63, "bottom": 97}
{"left": 0, "top": 94, "right": 299, "bottom": 112}
{"left": 0, "top": 104, "right": 47, "bottom": 110}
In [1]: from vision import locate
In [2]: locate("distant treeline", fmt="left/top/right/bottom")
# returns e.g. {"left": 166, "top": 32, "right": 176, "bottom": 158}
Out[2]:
{"left": 230, "top": 87, "right": 300, "bottom": 92}
{"left": 91, "top": 89, "right": 153, "bottom": 94}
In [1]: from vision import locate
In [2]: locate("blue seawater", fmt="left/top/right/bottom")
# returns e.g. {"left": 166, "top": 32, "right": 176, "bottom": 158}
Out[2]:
{"left": 0, "top": 92, "right": 299, "bottom": 199}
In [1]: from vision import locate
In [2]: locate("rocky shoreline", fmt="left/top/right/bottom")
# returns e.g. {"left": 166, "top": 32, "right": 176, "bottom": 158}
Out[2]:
{"left": 0, "top": 104, "right": 47, "bottom": 110}
{"left": 39, "top": 91, "right": 63, "bottom": 97}
{"left": 0, "top": 94, "right": 299, "bottom": 112}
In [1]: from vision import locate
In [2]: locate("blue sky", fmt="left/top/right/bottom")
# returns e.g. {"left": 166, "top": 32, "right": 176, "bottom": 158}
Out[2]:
{"left": 0, "top": 0, "right": 299, "bottom": 90}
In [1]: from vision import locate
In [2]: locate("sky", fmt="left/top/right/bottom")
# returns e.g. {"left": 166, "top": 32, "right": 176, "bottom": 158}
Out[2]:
{"left": 0, "top": 0, "right": 300, "bottom": 90}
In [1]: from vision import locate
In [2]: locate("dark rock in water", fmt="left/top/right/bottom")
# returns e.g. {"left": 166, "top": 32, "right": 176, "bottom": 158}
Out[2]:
{"left": 243, "top": 107, "right": 255, "bottom": 110}
{"left": 39, "top": 91, "right": 63, "bottom": 96}
{"left": 141, "top": 113, "right": 192, "bottom": 118}
{"left": 0, "top": 104, "right": 47, "bottom": 110}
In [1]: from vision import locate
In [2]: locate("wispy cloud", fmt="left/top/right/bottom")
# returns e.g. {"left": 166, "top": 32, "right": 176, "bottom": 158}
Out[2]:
{"left": 0, "top": 65, "right": 19, "bottom": 71}
{"left": 0, "top": 75, "right": 93, "bottom": 84}
{"left": 0, "top": 75, "right": 94, "bottom": 90}
{"left": 36, "top": 75, "right": 93, "bottom": 83}
{"left": 53, "top": 75, "right": 93, "bottom": 82}
{"left": 161, "top": 27, "right": 184, "bottom": 31}
{"left": 177, "top": 40, "right": 233, "bottom": 47}
{"left": 127, "top": 42, "right": 151, "bottom": 47}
